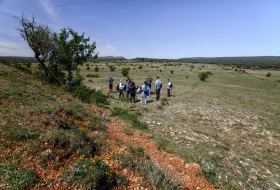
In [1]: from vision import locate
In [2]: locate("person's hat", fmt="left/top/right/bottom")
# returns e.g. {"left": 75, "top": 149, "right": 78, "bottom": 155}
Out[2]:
{"left": 120, "top": 79, "right": 123, "bottom": 82}
{"left": 109, "top": 76, "right": 112, "bottom": 78}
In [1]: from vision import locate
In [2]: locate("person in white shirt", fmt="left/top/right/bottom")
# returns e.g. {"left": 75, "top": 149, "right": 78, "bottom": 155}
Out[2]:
{"left": 167, "top": 79, "right": 172, "bottom": 97}
{"left": 118, "top": 79, "right": 125, "bottom": 98}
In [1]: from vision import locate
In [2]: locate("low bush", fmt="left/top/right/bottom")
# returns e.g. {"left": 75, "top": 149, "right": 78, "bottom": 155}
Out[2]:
{"left": 13, "top": 63, "right": 32, "bottom": 75}
{"left": 266, "top": 72, "right": 271, "bottom": 77}
{"left": 94, "top": 66, "right": 99, "bottom": 72}
{"left": 69, "top": 84, "right": 109, "bottom": 105}
{"left": 202, "top": 162, "right": 219, "bottom": 188}
{"left": 86, "top": 74, "right": 99, "bottom": 78}
{"left": 0, "top": 162, "right": 37, "bottom": 189}
{"left": 109, "top": 65, "right": 116, "bottom": 71}
{"left": 138, "top": 160, "right": 181, "bottom": 190}
{"left": 44, "top": 128, "right": 96, "bottom": 158}
{"left": 121, "top": 67, "right": 130, "bottom": 77}
{"left": 198, "top": 72, "right": 209, "bottom": 81}
{"left": 61, "top": 157, "right": 117, "bottom": 189}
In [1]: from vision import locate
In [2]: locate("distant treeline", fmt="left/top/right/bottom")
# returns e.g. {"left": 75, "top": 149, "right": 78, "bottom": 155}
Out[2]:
{"left": 177, "top": 56, "right": 280, "bottom": 65}
{"left": 0, "top": 56, "right": 37, "bottom": 62}
{"left": 2, "top": 56, "right": 280, "bottom": 65}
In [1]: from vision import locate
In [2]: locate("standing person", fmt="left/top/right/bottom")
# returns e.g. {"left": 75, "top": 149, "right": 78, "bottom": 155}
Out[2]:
{"left": 118, "top": 79, "right": 125, "bottom": 98}
{"left": 125, "top": 79, "right": 130, "bottom": 98}
{"left": 148, "top": 77, "right": 152, "bottom": 91}
{"left": 129, "top": 79, "right": 136, "bottom": 102}
{"left": 155, "top": 76, "right": 162, "bottom": 101}
{"left": 167, "top": 79, "right": 172, "bottom": 97}
{"left": 106, "top": 76, "right": 114, "bottom": 93}
{"left": 140, "top": 81, "right": 150, "bottom": 104}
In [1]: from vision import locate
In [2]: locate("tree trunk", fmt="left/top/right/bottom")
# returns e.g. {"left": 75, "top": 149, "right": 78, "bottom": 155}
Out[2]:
{"left": 35, "top": 53, "right": 50, "bottom": 83}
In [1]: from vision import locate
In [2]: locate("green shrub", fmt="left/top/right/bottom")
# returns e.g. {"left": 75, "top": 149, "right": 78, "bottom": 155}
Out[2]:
{"left": 61, "top": 157, "right": 117, "bottom": 189}
{"left": 45, "top": 128, "right": 96, "bottom": 158}
{"left": 198, "top": 72, "right": 209, "bottom": 81}
{"left": 69, "top": 84, "right": 109, "bottom": 105}
{"left": 170, "top": 70, "right": 174, "bottom": 74}
{"left": 109, "top": 65, "right": 116, "bottom": 71}
{"left": 202, "top": 162, "right": 219, "bottom": 188}
{"left": 69, "top": 84, "right": 94, "bottom": 103}
{"left": 25, "top": 62, "right": 32, "bottom": 68}
{"left": 94, "top": 66, "right": 99, "bottom": 72}
{"left": 91, "top": 89, "right": 110, "bottom": 106}
{"left": 266, "top": 72, "right": 271, "bottom": 77}
{"left": 13, "top": 63, "right": 32, "bottom": 75}
{"left": 121, "top": 67, "right": 130, "bottom": 77}
{"left": 138, "top": 160, "right": 181, "bottom": 190}
{"left": 113, "top": 153, "right": 136, "bottom": 170}
{"left": 0, "top": 162, "right": 37, "bottom": 189}
{"left": 86, "top": 74, "right": 99, "bottom": 78}
{"left": 47, "top": 62, "right": 66, "bottom": 85}
{"left": 86, "top": 66, "right": 90, "bottom": 70}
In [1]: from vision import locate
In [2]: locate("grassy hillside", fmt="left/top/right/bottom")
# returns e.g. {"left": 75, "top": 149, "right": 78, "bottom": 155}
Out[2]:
{"left": 0, "top": 63, "right": 118, "bottom": 189}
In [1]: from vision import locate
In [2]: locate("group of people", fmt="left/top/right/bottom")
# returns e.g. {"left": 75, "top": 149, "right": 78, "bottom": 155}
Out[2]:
{"left": 106, "top": 76, "right": 172, "bottom": 103}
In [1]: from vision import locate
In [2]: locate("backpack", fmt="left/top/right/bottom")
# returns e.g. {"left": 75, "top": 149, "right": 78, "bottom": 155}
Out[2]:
{"left": 143, "top": 85, "right": 149, "bottom": 92}
{"left": 159, "top": 82, "right": 162, "bottom": 89}
{"left": 170, "top": 82, "right": 173, "bottom": 89}
{"left": 109, "top": 79, "right": 113, "bottom": 85}
{"left": 116, "top": 84, "right": 119, "bottom": 91}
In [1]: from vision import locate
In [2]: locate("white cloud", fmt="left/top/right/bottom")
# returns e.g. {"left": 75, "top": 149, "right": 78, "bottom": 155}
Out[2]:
{"left": 97, "top": 45, "right": 118, "bottom": 57}
{"left": 39, "top": 0, "right": 57, "bottom": 20}
{"left": 0, "top": 40, "right": 33, "bottom": 57}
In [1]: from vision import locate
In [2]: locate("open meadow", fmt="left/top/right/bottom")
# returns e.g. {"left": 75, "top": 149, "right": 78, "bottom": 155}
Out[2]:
{"left": 80, "top": 59, "right": 280, "bottom": 189}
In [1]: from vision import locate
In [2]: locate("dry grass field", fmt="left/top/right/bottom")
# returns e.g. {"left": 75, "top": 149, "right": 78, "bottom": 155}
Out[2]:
{"left": 81, "top": 60, "right": 280, "bottom": 189}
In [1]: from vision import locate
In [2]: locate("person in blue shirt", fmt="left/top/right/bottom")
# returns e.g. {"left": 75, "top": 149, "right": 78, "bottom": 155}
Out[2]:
{"left": 155, "top": 76, "right": 162, "bottom": 101}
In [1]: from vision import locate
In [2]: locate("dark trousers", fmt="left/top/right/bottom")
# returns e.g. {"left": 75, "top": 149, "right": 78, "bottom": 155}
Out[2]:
{"left": 167, "top": 88, "right": 171, "bottom": 97}
{"left": 156, "top": 89, "right": 161, "bottom": 101}
{"left": 119, "top": 89, "right": 124, "bottom": 98}
{"left": 126, "top": 91, "right": 130, "bottom": 98}
{"left": 130, "top": 92, "right": 136, "bottom": 102}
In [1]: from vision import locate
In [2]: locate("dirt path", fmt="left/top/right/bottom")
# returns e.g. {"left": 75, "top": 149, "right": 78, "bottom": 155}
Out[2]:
{"left": 99, "top": 107, "right": 217, "bottom": 190}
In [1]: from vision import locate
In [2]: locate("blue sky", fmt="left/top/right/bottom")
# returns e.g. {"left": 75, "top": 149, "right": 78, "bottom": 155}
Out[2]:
{"left": 0, "top": 0, "right": 279, "bottom": 59}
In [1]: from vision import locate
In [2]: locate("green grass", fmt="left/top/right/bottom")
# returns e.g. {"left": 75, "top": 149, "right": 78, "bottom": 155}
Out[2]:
{"left": 78, "top": 60, "right": 280, "bottom": 189}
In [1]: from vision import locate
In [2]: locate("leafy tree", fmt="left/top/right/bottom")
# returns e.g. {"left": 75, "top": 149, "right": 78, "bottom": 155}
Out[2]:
{"left": 15, "top": 14, "right": 55, "bottom": 83}
{"left": 51, "top": 28, "right": 98, "bottom": 83}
